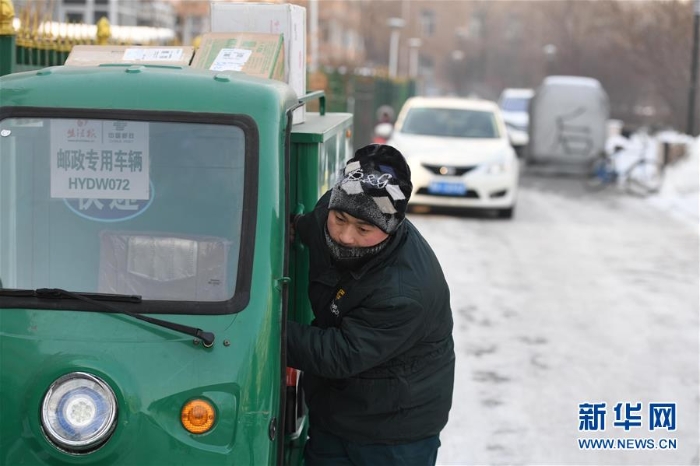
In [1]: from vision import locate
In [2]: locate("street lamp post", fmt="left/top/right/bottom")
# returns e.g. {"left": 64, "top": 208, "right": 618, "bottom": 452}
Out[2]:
{"left": 451, "top": 50, "right": 465, "bottom": 95}
{"left": 543, "top": 44, "right": 557, "bottom": 77}
{"left": 687, "top": 0, "right": 700, "bottom": 136}
{"left": 387, "top": 17, "right": 405, "bottom": 79}
{"left": 309, "top": 0, "right": 318, "bottom": 73}
{"left": 408, "top": 37, "right": 422, "bottom": 79}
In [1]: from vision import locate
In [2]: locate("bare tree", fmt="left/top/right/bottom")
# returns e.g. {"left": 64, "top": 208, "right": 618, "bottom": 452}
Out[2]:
{"left": 313, "top": 0, "right": 697, "bottom": 131}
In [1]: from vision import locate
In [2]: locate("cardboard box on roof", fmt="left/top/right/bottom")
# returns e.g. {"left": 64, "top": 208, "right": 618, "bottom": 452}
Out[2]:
{"left": 65, "top": 45, "right": 194, "bottom": 67}
{"left": 210, "top": 2, "right": 306, "bottom": 124}
{"left": 190, "top": 32, "right": 284, "bottom": 82}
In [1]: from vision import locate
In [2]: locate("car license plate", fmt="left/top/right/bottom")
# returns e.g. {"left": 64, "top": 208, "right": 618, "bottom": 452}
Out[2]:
{"left": 428, "top": 181, "right": 466, "bottom": 196}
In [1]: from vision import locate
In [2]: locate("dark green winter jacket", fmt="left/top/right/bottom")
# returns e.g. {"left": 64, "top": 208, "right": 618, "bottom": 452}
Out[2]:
{"left": 287, "top": 191, "right": 455, "bottom": 445}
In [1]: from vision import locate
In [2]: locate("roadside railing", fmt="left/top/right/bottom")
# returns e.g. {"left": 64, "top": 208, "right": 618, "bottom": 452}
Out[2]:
{"left": 0, "top": 0, "right": 177, "bottom": 77}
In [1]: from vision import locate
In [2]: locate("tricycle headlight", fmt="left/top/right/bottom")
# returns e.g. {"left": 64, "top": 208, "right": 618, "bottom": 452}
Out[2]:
{"left": 41, "top": 372, "right": 117, "bottom": 453}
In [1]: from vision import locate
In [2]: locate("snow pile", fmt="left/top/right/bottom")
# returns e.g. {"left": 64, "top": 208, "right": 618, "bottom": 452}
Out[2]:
{"left": 605, "top": 132, "right": 657, "bottom": 177}
{"left": 647, "top": 132, "right": 699, "bottom": 228}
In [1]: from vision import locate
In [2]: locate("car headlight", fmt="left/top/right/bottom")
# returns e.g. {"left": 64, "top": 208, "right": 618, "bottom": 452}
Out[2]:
{"left": 41, "top": 372, "right": 118, "bottom": 453}
{"left": 484, "top": 160, "right": 511, "bottom": 175}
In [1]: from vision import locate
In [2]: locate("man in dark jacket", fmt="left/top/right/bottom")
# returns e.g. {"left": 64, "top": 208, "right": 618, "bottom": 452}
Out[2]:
{"left": 287, "top": 144, "right": 455, "bottom": 466}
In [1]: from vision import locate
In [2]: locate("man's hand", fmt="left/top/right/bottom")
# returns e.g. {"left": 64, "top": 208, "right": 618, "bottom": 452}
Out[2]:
{"left": 289, "top": 214, "right": 302, "bottom": 244}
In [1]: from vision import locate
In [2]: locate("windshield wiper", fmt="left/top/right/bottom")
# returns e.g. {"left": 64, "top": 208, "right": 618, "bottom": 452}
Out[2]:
{"left": 1, "top": 288, "right": 215, "bottom": 348}
{"left": 0, "top": 288, "right": 142, "bottom": 302}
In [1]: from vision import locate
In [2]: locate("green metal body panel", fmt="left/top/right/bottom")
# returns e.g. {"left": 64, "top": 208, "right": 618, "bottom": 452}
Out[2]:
{"left": 0, "top": 64, "right": 352, "bottom": 465}
{"left": 281, "top": 110, "right": 353, "bottom": 466}
{"left": 288, "top": 108, "right": 353, "bottom": 354}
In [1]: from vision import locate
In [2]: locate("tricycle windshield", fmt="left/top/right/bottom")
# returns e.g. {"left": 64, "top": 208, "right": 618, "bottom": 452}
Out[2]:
{"left": 0, "top": 115, "right": 249, "bottom": 303}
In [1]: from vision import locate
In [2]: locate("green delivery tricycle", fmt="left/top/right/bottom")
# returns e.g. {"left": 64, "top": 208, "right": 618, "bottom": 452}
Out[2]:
{"left": 0, "top": 58, "right": 352, "bottom": 465}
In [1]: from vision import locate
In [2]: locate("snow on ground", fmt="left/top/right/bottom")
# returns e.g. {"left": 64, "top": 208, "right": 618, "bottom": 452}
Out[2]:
{"left": 415, "top": 132, "right": 699, "bottom": 465}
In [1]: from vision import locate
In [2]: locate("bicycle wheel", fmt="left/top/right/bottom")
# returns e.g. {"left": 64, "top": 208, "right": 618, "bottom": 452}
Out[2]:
{"left": 625, "top": 159, "right": 664, "bottom": 197}
{"left": 584, "top": 156, "right": 617, "bottom": 191}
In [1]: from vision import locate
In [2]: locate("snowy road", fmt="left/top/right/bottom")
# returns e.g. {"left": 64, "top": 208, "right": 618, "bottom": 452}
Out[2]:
{"left": 410, "top": 174, "right": 699, "bottom": 466}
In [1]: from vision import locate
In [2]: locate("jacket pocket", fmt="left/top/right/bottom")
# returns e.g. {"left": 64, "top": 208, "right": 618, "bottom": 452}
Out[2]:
{"left": 328, "top": 376, "right": 405, "bottom": 415}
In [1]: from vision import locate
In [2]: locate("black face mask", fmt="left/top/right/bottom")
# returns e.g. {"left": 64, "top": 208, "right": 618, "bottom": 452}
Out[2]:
{"left": 324, "top": 226, "right": 391, "bottom": 271}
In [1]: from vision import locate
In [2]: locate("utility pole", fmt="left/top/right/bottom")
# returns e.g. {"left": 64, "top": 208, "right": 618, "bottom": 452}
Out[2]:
{"left": 387, "top": 17, "right": 404, "bottom": 79}
{"left": 687, "top": 0, "right": 700, "bottom": 136}
{"left": 309, "top": 0, "right": 318, "bottom": 73}
{"left": 408, "top": 38, "right": 422, "bottom": 79}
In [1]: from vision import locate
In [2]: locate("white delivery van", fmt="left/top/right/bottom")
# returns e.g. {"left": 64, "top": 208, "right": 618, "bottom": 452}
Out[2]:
{"left": 527, "top": 76, "right": 609, "bottom": 171}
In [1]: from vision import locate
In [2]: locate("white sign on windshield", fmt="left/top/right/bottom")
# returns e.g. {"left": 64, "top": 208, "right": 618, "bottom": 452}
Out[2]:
{"left": 50, "top": 119, "right": 150, "bottom": 200}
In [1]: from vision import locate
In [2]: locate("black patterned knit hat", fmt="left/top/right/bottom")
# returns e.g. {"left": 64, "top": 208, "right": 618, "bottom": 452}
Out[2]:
{"left": 328, "top": 144, "right": 413, "bottom": 234}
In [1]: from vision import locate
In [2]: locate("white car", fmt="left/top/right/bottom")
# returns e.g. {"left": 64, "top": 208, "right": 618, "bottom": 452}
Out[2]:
{"left": 387, "top": 97, "right": 519, "bottom": 218}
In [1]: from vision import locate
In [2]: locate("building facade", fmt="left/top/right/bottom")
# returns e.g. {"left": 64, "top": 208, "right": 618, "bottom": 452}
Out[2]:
{"left": 12, "top": 0, "right": 175, "bottom": 29}
{"left": 10, "top": 0, "right": 514, "bottom": 97}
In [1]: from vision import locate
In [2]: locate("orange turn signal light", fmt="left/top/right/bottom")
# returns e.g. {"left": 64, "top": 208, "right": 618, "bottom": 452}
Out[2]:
{"left": 181, "top": 399, "right": 216, "bottom": 434}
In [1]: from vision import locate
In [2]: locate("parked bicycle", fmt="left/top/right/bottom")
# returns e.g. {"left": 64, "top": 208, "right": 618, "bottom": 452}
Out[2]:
{"left": 584, "top": 132, "right": 665, "bottom": 196}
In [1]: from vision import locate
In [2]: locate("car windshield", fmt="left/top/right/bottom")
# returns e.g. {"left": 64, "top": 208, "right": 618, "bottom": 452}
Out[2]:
{"left": 401, "top": 107, "right": 500, "bottom": 139}
{"left": 500, "top": 97, "right": 531, "bottom": 112}
{"left": 0, "top": 116, "right": 247, "bottom": 303}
